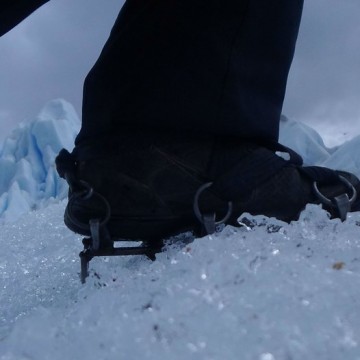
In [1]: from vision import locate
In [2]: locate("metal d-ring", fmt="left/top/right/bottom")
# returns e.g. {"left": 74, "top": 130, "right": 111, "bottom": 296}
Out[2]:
{"left": 75, "top": 180, "right": 94, "bottom": 200}
{"left": 193, "top": 182, "right": 233, "bottom": 226}
{"left": 67, "top": 189, "right": 111, "bottom": 231}
{"left": 313, "top": 175, "right": 357, "bottom": 207}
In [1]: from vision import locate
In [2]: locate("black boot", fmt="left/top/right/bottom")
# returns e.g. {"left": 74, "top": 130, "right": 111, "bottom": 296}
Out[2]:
{"left": 56, "top": 137, "right": 360, "bottom": 243}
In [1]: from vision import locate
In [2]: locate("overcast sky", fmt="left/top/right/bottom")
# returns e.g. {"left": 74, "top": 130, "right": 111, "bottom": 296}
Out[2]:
{"left": 0, "top": 0, "right": 359, "bottom": 146}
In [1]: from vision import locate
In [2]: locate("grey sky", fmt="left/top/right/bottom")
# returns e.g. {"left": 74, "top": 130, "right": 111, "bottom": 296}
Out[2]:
{"left": 283, "top": 0, "right": 360, "bottom": 145}
{"left": 1, "top": 0, "right": 359, "bottom": 146}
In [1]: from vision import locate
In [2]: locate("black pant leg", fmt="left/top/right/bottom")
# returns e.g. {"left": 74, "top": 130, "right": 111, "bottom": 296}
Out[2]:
{"left": 75, "top": 0, "right": 304, "bottom": 158}
{"left": 0, "top": 0, "right": 49, "bottom": 37}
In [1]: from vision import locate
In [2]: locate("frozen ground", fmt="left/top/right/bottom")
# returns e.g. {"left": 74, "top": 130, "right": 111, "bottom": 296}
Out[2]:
{"left": 0, "top": 101, "right": 360, "bottom": 359}
{"left": 0, "top": 202, "right": 360, "bottom": 359}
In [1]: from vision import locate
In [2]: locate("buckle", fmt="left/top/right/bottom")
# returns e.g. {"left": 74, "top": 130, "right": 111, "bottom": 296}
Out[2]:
{"left": 313, "top": 175, "right": 357, "bottom": 221}
{"left": 193, "top": 182, "right": 233, "bottom": 235}
{"left": 66, "top": 182, "right": 111, "bottom": 231}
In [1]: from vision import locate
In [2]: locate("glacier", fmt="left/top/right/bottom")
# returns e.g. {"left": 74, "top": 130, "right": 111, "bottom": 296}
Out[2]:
{"left": 0, "top": 99, "right": 80, "bottom": 223}
{"left": 0, "top": 100, "right": 360, "bottom": 359}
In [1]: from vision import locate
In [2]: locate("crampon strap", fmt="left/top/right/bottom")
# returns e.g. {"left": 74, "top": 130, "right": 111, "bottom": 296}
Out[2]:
{"left": 55, "top": 149, "right": 85, "bottom": 192}
{"left": 298, "top": 166, "right": 357, "bottom": 221}
{"left": 204, "top": 141, "right": 357, "bottom": 227}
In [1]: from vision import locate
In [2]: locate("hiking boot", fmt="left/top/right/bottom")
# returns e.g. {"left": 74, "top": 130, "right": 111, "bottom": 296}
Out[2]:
{"left": 56, "top": 137, "right": 360, "bottom": 242}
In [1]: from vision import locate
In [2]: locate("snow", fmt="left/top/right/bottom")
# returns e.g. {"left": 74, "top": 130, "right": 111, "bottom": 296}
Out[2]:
{"left": 0, "top": 100, "right": 360, "bottom": 359}
{"left": 1, "top": 203, "right": 360, "bottom": 359}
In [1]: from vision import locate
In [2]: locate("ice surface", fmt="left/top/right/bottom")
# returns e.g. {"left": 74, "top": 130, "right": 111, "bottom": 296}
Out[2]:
{"left": 0, "top": 203, "right": 360, "bottom": 359}
{"left": 0, "top": 102, "right": 360, "bottom": 359}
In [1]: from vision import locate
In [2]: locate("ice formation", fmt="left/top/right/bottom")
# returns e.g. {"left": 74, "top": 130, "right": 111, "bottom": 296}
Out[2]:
{"left": 0, "top": 99, "right": 80, "bottom": 222}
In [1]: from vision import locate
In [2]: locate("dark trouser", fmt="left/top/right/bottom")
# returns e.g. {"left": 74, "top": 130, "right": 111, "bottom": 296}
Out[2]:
{"left": 74, "top": 0, "right": 304, "bottom": 159}
{"left": 0, "top": 0, "right": 49, "bottom": 37}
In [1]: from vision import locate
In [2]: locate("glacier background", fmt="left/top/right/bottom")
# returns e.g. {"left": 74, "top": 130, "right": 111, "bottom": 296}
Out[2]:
{"left": 0, "top": 99, "right": 359, "bottom": 359}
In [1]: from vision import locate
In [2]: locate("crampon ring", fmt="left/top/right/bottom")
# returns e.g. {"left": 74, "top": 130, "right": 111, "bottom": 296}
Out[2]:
{"left": 77, "top": 180, "right": 94, "bottom": 200}
{"left": 193, "top": 182, "right": 233, "bottom": 226}
{"left": 313, "top": 175, "right": 357, "bottom": 207}
{"left": 67, "top": 184, "right": 111, "bottom": 231}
